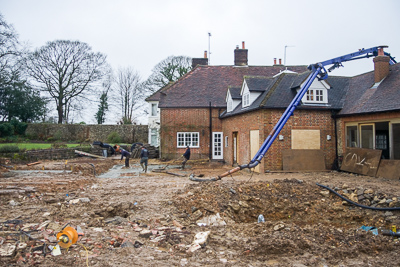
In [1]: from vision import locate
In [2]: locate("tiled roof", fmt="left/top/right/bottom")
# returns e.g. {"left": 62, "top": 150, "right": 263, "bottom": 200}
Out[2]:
{"left": 339, "top": 63, "right": 400, "bottom": 115}
{"left": 145, "top": 82, "right": 175, "bottom": 102}
{"left": 221, "top": 72, "right": 350, "bottom": 118}
{"left": 158, "top": 65, "right": 308, "bottom": 108}
{"left": 245, "top": 76, "right": 275, "bottom": 92}
{"left": 228, "top": 87, "right": 241, "bottom": 99}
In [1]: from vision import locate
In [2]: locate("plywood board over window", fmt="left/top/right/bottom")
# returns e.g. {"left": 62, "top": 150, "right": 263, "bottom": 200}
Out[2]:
{"left": 250, "top": 130, "right": 260, "bottom": 173}
{"left": 291, "top": 130, "right": 320, "bottom": 149}
{"left": 341, "top": 147, "right": 382, "bottom": 177}
{"left": 282, "top": 149, "right": 326, "bottom": 171}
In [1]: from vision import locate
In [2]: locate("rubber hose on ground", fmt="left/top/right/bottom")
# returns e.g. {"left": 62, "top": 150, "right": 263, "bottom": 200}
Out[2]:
{"left": 189, "top": 176, "right": 220, "bottom": 182}
{"left": 316, "top": 183, "right": 400, "bottom": 211}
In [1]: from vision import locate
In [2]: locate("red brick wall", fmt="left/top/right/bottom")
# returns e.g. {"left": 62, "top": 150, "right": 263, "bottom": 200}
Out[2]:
{"left": 222, "top": 110, "right": 265, "bottom": 171}
{"left": 161, "top": 107, "right": 337, "bottom": 170}
{"left": 160, "top": 108, "right": 222, "bottom": 160}
{"left": 222, "top": 109, "right": 337, "bottom": 171}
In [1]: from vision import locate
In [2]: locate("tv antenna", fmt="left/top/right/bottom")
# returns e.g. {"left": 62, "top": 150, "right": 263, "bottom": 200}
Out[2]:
{"left": 284, "top": 45, "right": 295, "bottom": 65}
{"left": 208, "top": 32, "right": 212, "bottom": 64}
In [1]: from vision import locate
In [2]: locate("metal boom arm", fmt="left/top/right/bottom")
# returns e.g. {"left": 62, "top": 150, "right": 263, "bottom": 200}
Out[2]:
{"left": 217, "top": 46, "right": 396, "bottom": 180}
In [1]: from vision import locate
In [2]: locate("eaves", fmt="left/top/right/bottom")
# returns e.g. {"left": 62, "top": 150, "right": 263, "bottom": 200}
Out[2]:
{"left": 336, "top": 108, "right": 400, "bottom": 118}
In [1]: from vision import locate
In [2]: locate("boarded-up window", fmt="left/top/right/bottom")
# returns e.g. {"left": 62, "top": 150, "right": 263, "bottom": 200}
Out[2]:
{"left": 291, "top": 130, "right": 320, "bottom": 149}
{"left": 250, "top": 130, "right": 260, "bottom": 173}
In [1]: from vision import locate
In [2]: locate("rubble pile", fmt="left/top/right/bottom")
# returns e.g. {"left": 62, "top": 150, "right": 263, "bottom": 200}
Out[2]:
{"left": 172, "top": 179, "right": 400, "bottom": 227}
{"left": 1, "top": 159, "right": 400, "bottom": 266}
{"left": 330, "top": 184, "right": 400, "bottom": 208}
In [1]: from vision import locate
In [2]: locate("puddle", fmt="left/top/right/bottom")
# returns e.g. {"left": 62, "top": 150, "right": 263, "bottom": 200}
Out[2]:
{"left": 3, "top": 170, "right": 73, "bottom": 178}
{"left": 97, "top": 164, "right": 187, "bottom": 178}
{"left": 8, "top": 170, "right": 72, "bottom": 173}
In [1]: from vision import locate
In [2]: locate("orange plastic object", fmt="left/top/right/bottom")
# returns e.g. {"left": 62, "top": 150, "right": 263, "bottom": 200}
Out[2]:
{"left": 114, "top": 145, "right": 120, "bottom": 152}
{"left": 56, "top": 226, "right": 78, "bottom": 248}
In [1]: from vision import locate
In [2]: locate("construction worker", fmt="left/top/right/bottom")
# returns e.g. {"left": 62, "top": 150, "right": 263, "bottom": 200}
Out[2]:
{"left": 140, "top": 146, "right": 149, "bottom": 172}
{"left": 113, "top": 144, "right": 121, "bottom": 153}
{"left": 118, "top": 147, "right": 131, "bottom": 168}
{"left": 181, "top": 146, "right": 191, "bottom": 169}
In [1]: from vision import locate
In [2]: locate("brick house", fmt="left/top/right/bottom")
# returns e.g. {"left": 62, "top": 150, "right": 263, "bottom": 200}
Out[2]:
{"left": 336, "top": 53, "right": 400, "bottom": 161}
{"left": 148, "top": 42, "right": 307, "bottom": 161}
{"left": 147, "top": 44, "right": 399, "bottom": 172}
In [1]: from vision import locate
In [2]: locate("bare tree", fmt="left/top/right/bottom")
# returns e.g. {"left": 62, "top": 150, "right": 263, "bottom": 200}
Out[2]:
{"left": 0, "top": 13, "right": 21, "bottom": 85}
{"left": 114, "top": 67, "right": 143, "bottom": 124}
{"left": 144, "top": 55, "right": 192, "bottom": 93}
{"left": 25, "top": 40, "right": 109, "bottom": 124}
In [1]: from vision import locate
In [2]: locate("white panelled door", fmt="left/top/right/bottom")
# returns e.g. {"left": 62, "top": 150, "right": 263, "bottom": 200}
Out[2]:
{"left": 212, "top": 132, "right": 223, "bottom": 160}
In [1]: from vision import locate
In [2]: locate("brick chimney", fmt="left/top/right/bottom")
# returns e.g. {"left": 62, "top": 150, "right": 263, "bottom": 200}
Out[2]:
{"left": 234, "top": 41, "right": 248, "bottom": 66}
{"left": 373, "top": 47, "right": 390, "bottom": 83}
{"left": 192, "top": 51, "right": 209, "bottom": 68}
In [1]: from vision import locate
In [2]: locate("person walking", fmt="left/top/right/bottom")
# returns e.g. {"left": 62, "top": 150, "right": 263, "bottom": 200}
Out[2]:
{"left": 181, "top": 146, "right": 191, "bottom": 169}
{"left": 140, "top": 146, "right": 149, "bottom": 173}
{"left": 119, "top": 148, "right": 131, "bottom": 168}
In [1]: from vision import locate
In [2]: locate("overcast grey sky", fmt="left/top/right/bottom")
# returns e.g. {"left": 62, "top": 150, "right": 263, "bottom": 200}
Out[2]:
{"left": 1, "top": 0, "right": 399, "bottom": 123}
{"left": 2, "top": 0, "right": 399, "bottom": 78}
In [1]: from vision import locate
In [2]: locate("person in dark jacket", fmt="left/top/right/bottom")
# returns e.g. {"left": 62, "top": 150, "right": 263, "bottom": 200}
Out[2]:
{"left": 181, "top": 146, "right": 191, "bottom": 169}
{"left": 140, "top": 146, "right": 149, "bottom": 173}
{"left": 119, "top": 148, "right": 131, "bottom": 168}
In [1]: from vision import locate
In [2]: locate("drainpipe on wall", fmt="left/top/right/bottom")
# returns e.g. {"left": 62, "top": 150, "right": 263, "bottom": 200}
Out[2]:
{"left": 332, "top": 110, "right": 339, "bottom": 170}
{"left": 209, "top": 102, "right": 212, "bottom": 160}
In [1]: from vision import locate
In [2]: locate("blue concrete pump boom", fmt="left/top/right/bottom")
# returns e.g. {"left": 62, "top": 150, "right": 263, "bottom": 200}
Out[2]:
{"left": 216, "top": 46, "right": 396, "bottom": 180}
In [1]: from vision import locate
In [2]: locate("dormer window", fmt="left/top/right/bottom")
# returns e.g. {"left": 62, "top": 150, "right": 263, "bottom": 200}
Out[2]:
{"left": 306, "top": 89, "right": 324, "bottom": 102}
{"left": 226, "top": 87, "right": 241, "bottom": 112}
{"left": 227, "top": 99, "right": 233, "bottom": 112}
{"left": 300, "top": 78, "right": 330, "bottom": 105}
{"left": 243, "top": 92, "right": 250, "bottom": 107}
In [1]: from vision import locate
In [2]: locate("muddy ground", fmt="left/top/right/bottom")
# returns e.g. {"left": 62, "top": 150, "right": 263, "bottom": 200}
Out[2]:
{"left": 1, "top": 157, "right": 400, "bottom": 266}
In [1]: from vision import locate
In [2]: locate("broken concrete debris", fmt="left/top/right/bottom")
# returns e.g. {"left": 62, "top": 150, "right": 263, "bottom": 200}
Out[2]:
{"left": 2, "top": 158, "right": 400, "bottom": 266}
{"left": 197, "top": 213, "right": 226, "bottom": 227}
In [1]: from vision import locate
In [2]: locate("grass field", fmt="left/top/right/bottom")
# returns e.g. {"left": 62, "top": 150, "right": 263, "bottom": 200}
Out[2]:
{"left": 0, "top": 143, "right": 83, "bottom": 150}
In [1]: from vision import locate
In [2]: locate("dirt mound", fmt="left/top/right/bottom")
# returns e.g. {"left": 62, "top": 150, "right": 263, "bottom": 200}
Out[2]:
{"left": 170, "top": 178, "right": 400, "bottom": 265}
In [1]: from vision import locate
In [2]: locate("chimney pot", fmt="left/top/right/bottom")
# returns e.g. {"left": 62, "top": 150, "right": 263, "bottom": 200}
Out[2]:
{"left": 234, "top": 44, "right": 248, "bottom": 66}
{"left": 279, "top": 58, "right": 282, "bottom": 65}
{"left": 242, "top": 41, "right": 245, "bottom": 49}
{"left": 378, "top": 47, "right": 384, "bottom": 56}
{"left": 274, "top": 58, "right": 277, "bottom": 65}
{"left": 204, "top": 51, "right": 207, "bottom": 58}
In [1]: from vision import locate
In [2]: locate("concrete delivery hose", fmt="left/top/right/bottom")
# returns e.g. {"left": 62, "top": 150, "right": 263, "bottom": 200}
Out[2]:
{"left": 316, "top": 183, "right": 400, "bottom": 211}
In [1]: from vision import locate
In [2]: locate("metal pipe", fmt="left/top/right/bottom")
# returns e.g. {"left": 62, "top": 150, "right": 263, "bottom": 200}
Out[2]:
{"left": 209, "top": 101, "right": 212, "bottom": 160}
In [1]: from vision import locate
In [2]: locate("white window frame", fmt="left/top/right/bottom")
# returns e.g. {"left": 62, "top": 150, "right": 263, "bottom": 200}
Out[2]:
{"left": 243, "top": 92, "right": 250, "bottom": 107}
{"left": 212, "top": 132, "right": 223, "bottom": 159}
{"left": 315, "top": 89, "right": 323, "bottom": 101}
{"left": 151, "top": 103, "right": 158, "bottom": 117}
{"left": 150, "top": 128, "right": 158, "bottom": 146}
{"left": 227, "top": 99, "right": 233, "bottom": 112}
{"left": 177, "top": 132, "right": 200, "bottom": 148}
